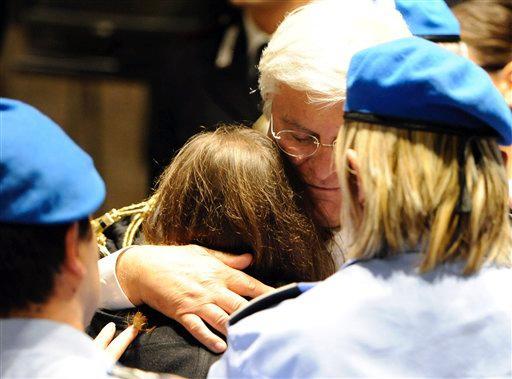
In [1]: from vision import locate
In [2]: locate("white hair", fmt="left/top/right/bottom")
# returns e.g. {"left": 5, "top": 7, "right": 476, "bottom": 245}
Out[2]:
{"left": 258, "top": 0, "right": 412, "bottom": 117}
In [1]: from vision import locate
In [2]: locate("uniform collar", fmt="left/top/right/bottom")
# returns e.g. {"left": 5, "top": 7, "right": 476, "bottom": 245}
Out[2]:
{"left": 340, "top": 249, "right": 423, "bottom": 271}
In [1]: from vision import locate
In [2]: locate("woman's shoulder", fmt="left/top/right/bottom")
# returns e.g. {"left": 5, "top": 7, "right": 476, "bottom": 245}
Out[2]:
{"left": 91, "top": 198, "right": 156, "bottom": 257}
{"left": 89, "top": 306, "right": 221, "bottom": 378}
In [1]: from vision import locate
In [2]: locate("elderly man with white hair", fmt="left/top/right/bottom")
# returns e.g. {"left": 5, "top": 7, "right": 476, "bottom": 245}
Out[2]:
{"left": 97, "top": 0, "right": 411, "bottom": 353}
{"left": 258, "top": 0, "right": 410, "bottom": 228}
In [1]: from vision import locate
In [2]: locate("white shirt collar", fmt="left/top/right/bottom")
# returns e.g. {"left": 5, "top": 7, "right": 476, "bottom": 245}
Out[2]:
{"left": 243, "top": 11, "right": 271, "bottom": 65}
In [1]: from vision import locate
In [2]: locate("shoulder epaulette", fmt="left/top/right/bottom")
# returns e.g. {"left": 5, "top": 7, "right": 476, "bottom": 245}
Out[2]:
{"left": 91, "top": 197, "right": 157, "bottom": 258}
{"left": 229, "top": 282, "right": 317, "bottom": 326}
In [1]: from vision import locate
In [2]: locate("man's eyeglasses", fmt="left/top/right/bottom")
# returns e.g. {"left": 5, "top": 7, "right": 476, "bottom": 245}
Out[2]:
{"left": 269, "top": 114, "right": 337, "bottom": 159}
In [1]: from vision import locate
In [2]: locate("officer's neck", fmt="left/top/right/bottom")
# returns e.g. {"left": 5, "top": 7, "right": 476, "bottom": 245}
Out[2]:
{"left": 9, "top": 299, "right": 85, "bottom": 332}
{"left": 245, "top": 0, "right": 309, "bottom": 35}
{"left": 8, "top": 281, "right": 87, "bottom": 332}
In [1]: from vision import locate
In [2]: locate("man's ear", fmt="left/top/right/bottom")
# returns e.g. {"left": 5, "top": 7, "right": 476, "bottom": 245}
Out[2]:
{"left": 63, "top": 222, "right": 86, "bottom": 279}
{"left": 346, "top": 148, "right": 364, "bottom": 205}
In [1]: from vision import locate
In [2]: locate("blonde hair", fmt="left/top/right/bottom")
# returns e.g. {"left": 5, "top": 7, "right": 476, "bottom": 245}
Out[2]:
{"left": 258, "top": 0, "right": 411, "bottom": 117}
{"left": 335, "top": 121, "right": 511, "bottom": 275}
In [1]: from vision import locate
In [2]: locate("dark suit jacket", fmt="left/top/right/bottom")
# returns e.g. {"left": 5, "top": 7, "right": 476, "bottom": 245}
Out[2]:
{"left": 88, "top": 307, "right": 221, "bottom": 379}
{"left": 148, "top": 12, "right": 262, "bottom": 184}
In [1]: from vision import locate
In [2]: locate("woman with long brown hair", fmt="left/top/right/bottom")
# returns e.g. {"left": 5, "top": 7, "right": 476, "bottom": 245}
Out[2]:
{"left": 89, "top": 125, "right": 335, "bottom": 377}
{"left": 143, "top": 125, "right": 335, "bottom": 284}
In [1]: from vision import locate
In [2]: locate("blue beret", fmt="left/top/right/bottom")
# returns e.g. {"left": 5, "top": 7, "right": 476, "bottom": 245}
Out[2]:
{"left": 344, "top": 37, "right": 512, "bottom": 146}
{"left": 395, "top": 0, "right": 460, "bottom": 42}
{"left": 0, "top": 98, "right": 106, "bottom": 224}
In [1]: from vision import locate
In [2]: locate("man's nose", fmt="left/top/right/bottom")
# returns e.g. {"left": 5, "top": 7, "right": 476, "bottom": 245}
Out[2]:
{"left": 310, "top": 145, "right": 337, "bottom": 181}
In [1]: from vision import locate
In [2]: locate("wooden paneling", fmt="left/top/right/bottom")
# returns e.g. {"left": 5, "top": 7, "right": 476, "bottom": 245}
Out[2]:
{"left": 1, "top": 24, "right": 149, "bottom": 214}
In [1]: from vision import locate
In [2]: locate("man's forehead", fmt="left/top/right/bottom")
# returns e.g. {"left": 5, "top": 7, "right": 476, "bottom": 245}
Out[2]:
{"left": 274, "top": 85, "right": 343, "bottom": 111}
{"left": 279, "top": 105, "right": 344, "bottom": 120}
{"left": 277, "top": 109, "right": 343, "bottom": 138}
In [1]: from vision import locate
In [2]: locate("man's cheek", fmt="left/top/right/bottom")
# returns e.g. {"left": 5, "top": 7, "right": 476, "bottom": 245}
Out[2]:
{"left": 291, "top": 159, "right": 312, "bottom": 179}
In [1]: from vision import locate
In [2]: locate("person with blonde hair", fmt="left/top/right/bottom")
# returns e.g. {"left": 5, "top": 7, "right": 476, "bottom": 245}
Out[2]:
{"left": 209, "top": 37, "right": 512, "bottom": 378}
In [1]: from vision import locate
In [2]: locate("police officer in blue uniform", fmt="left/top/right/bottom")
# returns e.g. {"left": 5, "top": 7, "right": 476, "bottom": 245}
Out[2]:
{"left": 208, "top": 37, "right": 512, "bottom": 378}
{"left": 0, "top": 99, "right": 172, "bottom": 378}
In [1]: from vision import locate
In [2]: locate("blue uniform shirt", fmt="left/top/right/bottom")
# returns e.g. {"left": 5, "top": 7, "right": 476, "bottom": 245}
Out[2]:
{"left": 208, "top": 253, "right": 511, "bottom": 378}
{"left": 0, "top": 318, "right": 115, "bottom": 378}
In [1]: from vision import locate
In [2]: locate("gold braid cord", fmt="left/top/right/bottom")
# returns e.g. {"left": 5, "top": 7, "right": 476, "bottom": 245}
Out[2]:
{"left": 91, "top": 197, "right": 157, "bottom": 258}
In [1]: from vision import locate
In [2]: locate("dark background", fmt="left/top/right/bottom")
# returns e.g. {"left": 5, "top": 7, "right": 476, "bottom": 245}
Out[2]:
{"left": 0, "top": 0, "right": 462, "bottom": 213}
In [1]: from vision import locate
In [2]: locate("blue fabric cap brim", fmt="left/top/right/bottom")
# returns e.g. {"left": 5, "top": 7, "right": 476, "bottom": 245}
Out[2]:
{"left": 344, "top": 37, "right": 512, "bottom": 146}
{"left": 1, "top": 98, "right": 106, "bottom": 224}
{"left": 395, "top": 0, "right": 460, "bottom": 41}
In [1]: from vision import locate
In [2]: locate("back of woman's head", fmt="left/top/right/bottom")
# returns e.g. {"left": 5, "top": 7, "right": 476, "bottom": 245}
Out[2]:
{"left": 336, "top": 122, "right": 511, "bottom": 275}
{"left": 143, "top": 125, "right": 334, "bottom": 283}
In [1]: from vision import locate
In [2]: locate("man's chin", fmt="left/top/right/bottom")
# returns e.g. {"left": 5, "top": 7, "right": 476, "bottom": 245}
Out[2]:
{"left": 316, "top": 214, "right": 341, "bottom": 228}
{"left": 299, "top": 182, "right": 341, "bottom": 227}
{"left": 312, "top": 204, "right": 341, "bottom": 228}
{"left": 306, "top": 184, "right": 341, "bottom": 194}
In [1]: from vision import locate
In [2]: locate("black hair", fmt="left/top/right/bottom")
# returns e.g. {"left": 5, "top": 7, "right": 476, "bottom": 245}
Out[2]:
{"left": 0, "top": 218, "right": 92, "bottom": 316}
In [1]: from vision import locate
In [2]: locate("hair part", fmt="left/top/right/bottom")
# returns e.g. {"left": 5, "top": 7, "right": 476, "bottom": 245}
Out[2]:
{"left": 258, "top": 0, "right": 411, "bottom": 117}
{"left": 143, "top": 125, "right": 335, "bottom": 284}
{"left": 335, "top": 121, "right": 511, "bottom": 275}
{"left": 0, "top": 218, "right": 92, "bottom": 316}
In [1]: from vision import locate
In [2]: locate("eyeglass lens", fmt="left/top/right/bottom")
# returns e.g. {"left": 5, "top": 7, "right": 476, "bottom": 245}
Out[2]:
{"left": 276, "top": 130, "right": 319, "bottom": 157}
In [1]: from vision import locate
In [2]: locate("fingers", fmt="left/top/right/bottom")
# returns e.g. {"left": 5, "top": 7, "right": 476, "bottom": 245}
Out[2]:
{"left": 95, "top": 322, "right": 139, "bottom": 361}
{"left": 214, "top": 287, "right": 249, "bottom": 315}
{"left": 226, "top": 270, "right": 274, "bottom": 299}
{"left": 180, "top": 313, "right": 227, "bottom": 353}
{"left": 104, "top": 325, "right": 139, "bottom": 361}
{"left": 202, "top": 246, "right": 273, "bottom": 298}
{"left": 93, "top": 322, "right": 116, "bottom": 349}
{"left": 196, "top": 304, "right": 230, "bottom": 336}
{"left": 206, "top": 249, "right": 254, "bottom": 270}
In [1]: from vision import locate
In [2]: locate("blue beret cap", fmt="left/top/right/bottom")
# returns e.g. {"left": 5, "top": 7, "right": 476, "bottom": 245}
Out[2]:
{"left": 0, "top": 98, "right": 106, "bottom": 224}
{"left": 344, "top": 37, "right": 512, "bottom": 145}
{"left": 395, "top": 0, "right": 460, "bottom": 42}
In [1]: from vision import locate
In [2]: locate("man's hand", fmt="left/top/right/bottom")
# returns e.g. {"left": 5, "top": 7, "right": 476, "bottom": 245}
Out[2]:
{"left": 116, "top": 245, "right": 273, "bottom": 353}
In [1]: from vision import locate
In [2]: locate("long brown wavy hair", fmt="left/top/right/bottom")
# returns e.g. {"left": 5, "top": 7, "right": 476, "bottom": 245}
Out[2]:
{"left": 143, "top": 125, "right": 335, "bottom": 284}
